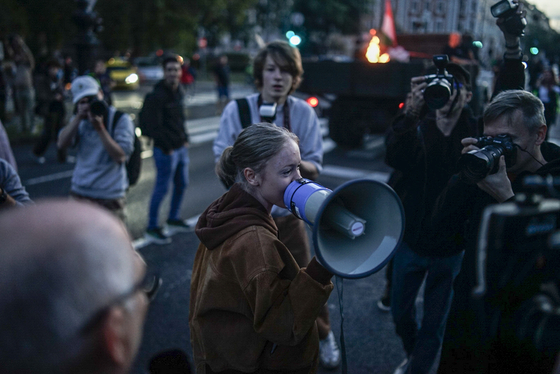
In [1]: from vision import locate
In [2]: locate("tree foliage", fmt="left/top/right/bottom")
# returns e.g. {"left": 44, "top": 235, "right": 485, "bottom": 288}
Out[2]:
{"left": 292, "top": 0, "right": 366, "bottom": 35}
{"left": 2, "top": 0, "right": 258, "bottom": 60}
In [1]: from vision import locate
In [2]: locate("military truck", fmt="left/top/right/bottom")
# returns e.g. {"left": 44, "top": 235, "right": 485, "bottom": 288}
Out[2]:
{"left": 297, "top": 34, "right": 450, "bottom": 148}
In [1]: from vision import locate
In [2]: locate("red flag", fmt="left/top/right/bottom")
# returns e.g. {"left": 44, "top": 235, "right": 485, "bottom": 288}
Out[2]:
{"left": 381, "top": 0, "right": 397, "bottom": 46}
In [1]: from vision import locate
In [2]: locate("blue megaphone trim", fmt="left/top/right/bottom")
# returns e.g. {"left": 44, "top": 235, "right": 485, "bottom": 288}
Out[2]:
{"left": 283, "top": 178, "right": 331, "bottom": 225}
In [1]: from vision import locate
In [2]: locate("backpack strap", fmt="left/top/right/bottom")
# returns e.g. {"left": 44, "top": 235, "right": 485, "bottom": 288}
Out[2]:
{"left": 235, "top": 98, "right": 252, "bottom": 129}
{"left": 110, "top": 110, "right": 125, "bottom": 138}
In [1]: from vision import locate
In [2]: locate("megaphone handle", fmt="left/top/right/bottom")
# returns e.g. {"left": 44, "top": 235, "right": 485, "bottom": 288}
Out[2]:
{"left": 335, "top": 276, "right": 348, "bottom": 374}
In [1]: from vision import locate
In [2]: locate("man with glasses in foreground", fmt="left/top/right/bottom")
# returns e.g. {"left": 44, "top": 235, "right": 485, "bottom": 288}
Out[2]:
{"left": 0, "top": 199, "right": 160, "bottom": 373}
{"left": 58, "top": 75, "right": 135, "bottom": 221}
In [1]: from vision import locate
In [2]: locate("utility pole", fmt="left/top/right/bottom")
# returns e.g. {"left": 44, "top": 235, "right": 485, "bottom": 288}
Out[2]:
{"left": 73, "top": 0, "right": 102, "bottom": 74}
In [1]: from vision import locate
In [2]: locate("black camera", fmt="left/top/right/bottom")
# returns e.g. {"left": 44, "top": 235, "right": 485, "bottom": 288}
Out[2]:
{"left": 458, "top": 134, "right": 517, "bottom": 183}
{"left": 89, "top": 99, "right": 109, "bottom": 118}
{"left": 89, "top": 98, "right": 108, "bottom": 117}
{"left": 490, "top": 0, "right": 527, "bottom": 37}
{"left": 472, "top": 175, "right": 560, "bottom": 373}
{"left": 423, "top": 55, "right": 455, "bottom": 110}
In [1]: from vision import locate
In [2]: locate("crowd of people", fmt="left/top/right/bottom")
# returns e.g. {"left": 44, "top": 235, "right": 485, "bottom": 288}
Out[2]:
{"left": 1, "top": 2, "right": 560, "bottom": 373}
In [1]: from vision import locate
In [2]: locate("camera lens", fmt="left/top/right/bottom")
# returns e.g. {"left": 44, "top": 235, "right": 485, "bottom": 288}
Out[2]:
{"left": 89, "top": 100, "right": 107, "bottom": 117}
{"left": 424, "top": 79, "right": 451, "bottom": 110}
{"left": 459, "top": 145, "right": 505, "bottom": 183}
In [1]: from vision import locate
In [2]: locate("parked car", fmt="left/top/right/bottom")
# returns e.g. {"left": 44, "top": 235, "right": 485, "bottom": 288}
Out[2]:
{"left": 105, "top": 58, "right": 139, "bottom": 90}
{"left": 134, "top": 56, "right": 164, "bottom": 83}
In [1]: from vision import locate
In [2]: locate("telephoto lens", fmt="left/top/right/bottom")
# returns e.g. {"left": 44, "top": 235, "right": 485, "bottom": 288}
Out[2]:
{"left": 89, "top": 99, "right": 108, "bottom": 117}
{"left": 423, "top": 80, "right": 452, "bottom": 110}
{"left": 423, "top": 55, "right": 454, "bottom": 110}
{"left": 458, "top": 135, "right": 517, "bottom": 183}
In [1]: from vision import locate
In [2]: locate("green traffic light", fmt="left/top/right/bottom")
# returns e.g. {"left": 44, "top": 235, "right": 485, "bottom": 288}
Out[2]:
{"left": 289, "top": 35, "right": 302, "bottom": 46}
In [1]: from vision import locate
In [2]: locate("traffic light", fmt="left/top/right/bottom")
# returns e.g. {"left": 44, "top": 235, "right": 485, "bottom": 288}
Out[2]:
{"left": 286, "top": 30, "right": 302, "bottom": 46}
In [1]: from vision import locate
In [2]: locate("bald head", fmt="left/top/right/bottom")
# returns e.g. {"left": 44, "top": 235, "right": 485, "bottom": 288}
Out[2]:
{"left": 0, "top": 200, "right": 141, "bottom": 373}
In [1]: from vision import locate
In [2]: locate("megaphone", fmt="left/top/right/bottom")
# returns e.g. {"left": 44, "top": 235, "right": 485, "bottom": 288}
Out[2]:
{"left": 284, "top": 178, "right": 404, "bottom": 278}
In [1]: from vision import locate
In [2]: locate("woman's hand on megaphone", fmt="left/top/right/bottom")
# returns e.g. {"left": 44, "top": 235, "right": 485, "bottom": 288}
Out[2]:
{"left": 304, "top": 257, "right": 333, "bottom": 286}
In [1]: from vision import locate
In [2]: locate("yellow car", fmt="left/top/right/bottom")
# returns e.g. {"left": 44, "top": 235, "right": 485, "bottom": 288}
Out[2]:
{"left": 105, "top": 58, "right": 139, "bottom": 90}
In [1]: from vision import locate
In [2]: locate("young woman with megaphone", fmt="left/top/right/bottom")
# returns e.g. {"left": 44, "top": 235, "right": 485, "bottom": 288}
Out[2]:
{"left": 190, "top": 123, "right": 334, "bottom": 374}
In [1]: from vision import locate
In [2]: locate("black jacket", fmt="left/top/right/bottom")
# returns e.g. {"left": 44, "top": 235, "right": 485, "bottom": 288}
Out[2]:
{"left": 433, "top": 143, "right": 560, "bottom": 374}
{"left": 142, "top": 80, "right": 188, "bottom": 152}
{"left": 385, "top": 55, "right": 526, "bottom": 257}
{"left": 424, "top": 142, "right": 560, "bottom": 258}
{"left": 385, "top": 108, "right": 480, "bottom": 255}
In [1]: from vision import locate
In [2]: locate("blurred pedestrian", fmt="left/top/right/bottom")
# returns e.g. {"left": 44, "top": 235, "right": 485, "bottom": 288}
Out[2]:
{"left": 33, "top": 58, "right": 66, "bottom": 163}
{"left": 140, "top": 55, "right": 191, "bottom": 244}
{"left": 0, "top": 199, "right": 153, "bottom": 373}
{"left": 181, "top": 57, "right": 196, "bottom": 97}
{"left": 0, "top": 38, "right": 8, "bottom": 124}
{"left": 535, "top": 68, "right": 559, "bottom": 137}
{"left": 213, "top": 40, "right": 341, "bottom": 370}
{"left": 7, "top": 34, "right": 35, "bottom": 134}
{"left": 0, "top": 119, "right": 17, "bottom": 171}
{"left": 213, "top": 54, "right": 230, "bottom": 115}
{"left": 57, "top": 76, "right": 134, "bottom": 221}
{"left": 91, "top": 59, "right": 114, "bottom": 106}
{"left": 0, "top": 158, "right": 32, "bottom": 210}
{"left": 62, "top": 55, "right": 77, "bottom": 91}
{"left": 191, "top": 123, "right": 334, "bottom": 374}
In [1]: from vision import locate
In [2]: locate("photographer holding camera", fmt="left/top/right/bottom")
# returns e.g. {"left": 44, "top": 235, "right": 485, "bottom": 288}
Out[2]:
{"left": 430, "top": 89, "right": 560, "bottom": 374}
{"left": 384, "top": 3, "right": 527, "bottom": 372}
{"left": 57, "top": 75, "right": 134, "bottom": 220}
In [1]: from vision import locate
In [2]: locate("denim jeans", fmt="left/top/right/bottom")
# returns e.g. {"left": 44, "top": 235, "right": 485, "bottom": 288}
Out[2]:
{"left": 15, "top": 88, "right": 34, "bottom": 133}
{"left": 391, "top": 242, "right": 464, "bottom": 374}
{"left": 148, "top": 146, "right": 189, "bottom": 229}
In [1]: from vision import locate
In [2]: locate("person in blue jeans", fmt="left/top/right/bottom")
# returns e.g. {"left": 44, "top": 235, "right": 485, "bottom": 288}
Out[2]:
{"left": 142, "top": 55, "right": 191, "bottom": 244}
{"left": 390, "top": 243, "right": 463, "bottom": 374}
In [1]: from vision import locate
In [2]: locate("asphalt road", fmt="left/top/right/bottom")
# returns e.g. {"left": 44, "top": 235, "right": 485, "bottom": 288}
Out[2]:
{"left": 10, "top": 81, "right": 412, "bottom": 374}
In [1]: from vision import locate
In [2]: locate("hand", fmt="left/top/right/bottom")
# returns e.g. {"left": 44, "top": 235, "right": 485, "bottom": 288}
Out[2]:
{"left": 405, "top": 76, "right": 427, "bottom": 116}
{"left": 77, "top": 105, "right": 90, "bottom": 120}
{"left": 461, "top": 137, "right": 481, "bottom": 154}
{"left": 496, "top": 0, "right": 526, "bottom": 42}
{"left": 476, "top": 156, "right": 515, "bottom": 202}
{"left": 88, "top": 112, "right": 104, "bottom": 132}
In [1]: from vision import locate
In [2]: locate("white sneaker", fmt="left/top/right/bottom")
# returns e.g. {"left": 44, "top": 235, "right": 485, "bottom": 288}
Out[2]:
{"left": 393, "top": 358, "right": 408, "bottom": 374}
{"left": 319, "top": 330, "right": 341, "bottom": 370}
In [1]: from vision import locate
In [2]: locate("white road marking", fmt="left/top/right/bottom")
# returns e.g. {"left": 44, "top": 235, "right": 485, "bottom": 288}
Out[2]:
{"left": 25, "top": 170, "right": 75, "bottom": 186}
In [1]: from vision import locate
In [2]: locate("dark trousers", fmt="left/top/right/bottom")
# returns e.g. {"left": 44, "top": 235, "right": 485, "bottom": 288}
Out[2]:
{"left": 391, "top": 242, "right": 463, "bottom": 374}
{"left": 33, "top": 100, "right": 66, "bottom": 161}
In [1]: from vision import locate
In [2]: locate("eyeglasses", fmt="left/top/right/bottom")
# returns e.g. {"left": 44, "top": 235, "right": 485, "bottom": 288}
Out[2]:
{"left": 79, "top": 272, "right": 162, "bottom": 334}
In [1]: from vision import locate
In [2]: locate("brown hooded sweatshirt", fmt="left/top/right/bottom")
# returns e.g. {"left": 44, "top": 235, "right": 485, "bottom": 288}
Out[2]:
{"left": 190, "top": 183, "right": 334, "bottom": 374}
